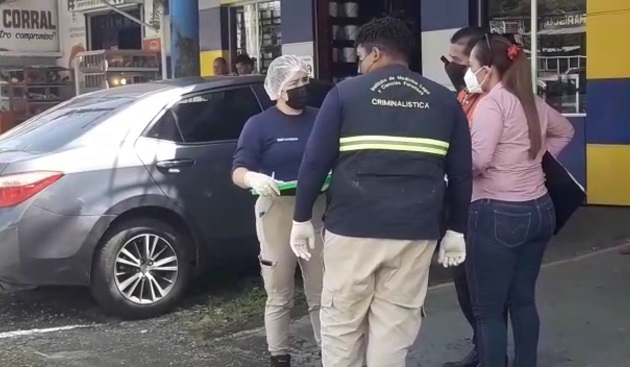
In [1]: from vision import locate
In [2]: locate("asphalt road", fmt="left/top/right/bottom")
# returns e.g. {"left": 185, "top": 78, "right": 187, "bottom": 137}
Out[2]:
{"left": 0, "top": 206, "right": 629, "bottom": 366}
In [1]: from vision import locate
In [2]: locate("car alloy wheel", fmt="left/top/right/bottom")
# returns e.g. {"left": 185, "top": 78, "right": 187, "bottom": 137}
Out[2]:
{"left": 113, "top": 233, "right": 179, "bottom": 305}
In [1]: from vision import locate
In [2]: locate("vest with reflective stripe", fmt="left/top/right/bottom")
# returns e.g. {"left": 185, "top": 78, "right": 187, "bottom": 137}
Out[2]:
{"left": 325, "top": 66, "right": 459, "bottom": 240}
{"left": 339, "top": 135, "right": 450, "bottom": 156}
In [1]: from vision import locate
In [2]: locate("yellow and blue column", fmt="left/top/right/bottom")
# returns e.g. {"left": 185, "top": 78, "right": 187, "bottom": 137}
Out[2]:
{"left": 170, "top": 0, "right": 200, "bottom": 77}
{"left": 199, "top": 0, "right": 230, "bottom": 76}
{"left": 586, "top": 0, "right": 630, "bottom": 205}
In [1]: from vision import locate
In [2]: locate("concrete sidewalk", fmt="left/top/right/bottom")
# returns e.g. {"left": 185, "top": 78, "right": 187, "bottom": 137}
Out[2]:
{"left": 218, "top": 246, "right": 630, "bottom": 366}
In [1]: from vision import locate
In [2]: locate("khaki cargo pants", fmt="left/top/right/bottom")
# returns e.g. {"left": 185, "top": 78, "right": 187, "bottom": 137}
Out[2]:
{"left": 321, "top": 231, "right": 437, "bottom": 367}
{"left": 255, "top": 195, "right": 326, "bottom": 356}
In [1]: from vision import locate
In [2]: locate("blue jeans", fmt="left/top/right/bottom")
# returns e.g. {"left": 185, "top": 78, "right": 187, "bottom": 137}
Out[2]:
{"left": 466, "top": 195, "right": 555, "bottom": 367}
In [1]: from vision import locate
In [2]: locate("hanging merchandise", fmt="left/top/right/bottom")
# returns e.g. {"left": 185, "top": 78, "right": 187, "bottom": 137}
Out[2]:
{"left": 74, "top": 49, "right": 160, "bottom": 95}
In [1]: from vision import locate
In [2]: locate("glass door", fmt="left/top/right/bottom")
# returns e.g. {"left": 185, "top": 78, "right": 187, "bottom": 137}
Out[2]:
{"left": 257, "top": 1, "right": 282, "bottom": 73}
{"left": 228, "top": 0, "right": 282, "bottom": 74}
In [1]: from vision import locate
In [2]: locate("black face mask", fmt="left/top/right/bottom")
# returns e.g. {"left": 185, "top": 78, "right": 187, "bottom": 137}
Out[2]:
{"left": 444, "top": 61, "right": 468, "bottom": 92}
{"left": 285, "top": 85, "right": 309, "bottom": 110}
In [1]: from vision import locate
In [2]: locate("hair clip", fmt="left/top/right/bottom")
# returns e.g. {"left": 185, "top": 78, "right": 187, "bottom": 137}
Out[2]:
{"left": 507, "top": 44, "right": 522, "bottom": 61}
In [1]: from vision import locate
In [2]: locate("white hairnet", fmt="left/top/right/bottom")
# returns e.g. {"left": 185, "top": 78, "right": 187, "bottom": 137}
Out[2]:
{"left": 264, "top": 55, "right": 309, "bottom": 100}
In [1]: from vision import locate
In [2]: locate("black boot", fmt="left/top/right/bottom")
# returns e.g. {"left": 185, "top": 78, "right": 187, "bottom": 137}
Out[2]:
{"left": 270, "top": 354, "right": 291, "bottom": 367}
{"left": 443, "top": 349, "right": 479, "bottom": 367}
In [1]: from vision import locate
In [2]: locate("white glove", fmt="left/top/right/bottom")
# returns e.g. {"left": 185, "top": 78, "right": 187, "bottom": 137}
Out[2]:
{"left": 244, "top": 172, "right": 280, "bottom": 197}
{"left": 290, "top": 221, "right": 315, "bottom": 261}
{"left": 438, "top": 230, "right": 466, "bottom": 268}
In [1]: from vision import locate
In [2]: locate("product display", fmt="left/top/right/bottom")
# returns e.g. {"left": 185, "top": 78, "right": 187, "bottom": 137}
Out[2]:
{"left": 0, "top": 67, "right": 75, "bottom": 132}
{"left": 322, "top": 1, "right": 364, "bottom": 80}
{"left": 258, "top": 1, "right": 282, "bottom": 73}
{"left": 74, "top": 49, "right": 160, "bottom": 95}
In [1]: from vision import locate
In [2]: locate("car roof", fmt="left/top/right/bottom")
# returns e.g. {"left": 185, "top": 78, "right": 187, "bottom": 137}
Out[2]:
{"left": 84, "top": 75, "right": 266, "bottom": 99}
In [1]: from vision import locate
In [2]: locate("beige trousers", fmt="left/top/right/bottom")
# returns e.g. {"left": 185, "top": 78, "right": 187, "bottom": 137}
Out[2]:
{"left": 320, "top": 231, "right": 437, "bottom": 367}
{"left": 255, "top": 195, "right": 326, "bottom": 356}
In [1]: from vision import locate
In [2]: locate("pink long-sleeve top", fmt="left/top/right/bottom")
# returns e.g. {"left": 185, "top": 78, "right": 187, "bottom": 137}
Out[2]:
{"left": 470, "top": 83, "right": 575, "bottom": 202}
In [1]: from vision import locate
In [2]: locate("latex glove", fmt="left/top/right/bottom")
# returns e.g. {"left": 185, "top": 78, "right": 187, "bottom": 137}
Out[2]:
{"left": 290, "top": 221, "right": 315, "bottom": 261}
{"left": 244, "top": 172, "right": 280, "bottom": 197}
{"left": 438, "top": 230, "right": 466, "bottom": 268}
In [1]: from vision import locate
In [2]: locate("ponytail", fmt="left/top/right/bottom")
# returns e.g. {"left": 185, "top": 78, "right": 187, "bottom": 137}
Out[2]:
{"left": 501, "top": 46, "right": 541, "bottom": 159}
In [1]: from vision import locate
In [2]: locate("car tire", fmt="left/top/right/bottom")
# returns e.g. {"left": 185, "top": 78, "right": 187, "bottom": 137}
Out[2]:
{"left": 91, "top": 217, "right": 191, "bottom": 320}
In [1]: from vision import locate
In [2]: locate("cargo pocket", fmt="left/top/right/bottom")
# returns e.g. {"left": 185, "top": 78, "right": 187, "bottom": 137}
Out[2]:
{"left": 321, "top": 291, "right": 334, "bottom": 309}
{"left": 255, "top": 197, "right": 275, "bottom": 259}
{"left": 258, "top": 255, "right": 275, "bottom": 268}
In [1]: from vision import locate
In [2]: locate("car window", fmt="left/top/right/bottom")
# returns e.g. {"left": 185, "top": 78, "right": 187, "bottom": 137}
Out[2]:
{"left": 149, "top": 86, "right": 262, "bottom": 144}
{"left": 146, "top": 109, "right": 185, "bottom": 143}
{"left": 0, "top": 97, "right": 134, "bottom": 153}
{"left": 251, "top": 83, "right": 273, "bottom": 109}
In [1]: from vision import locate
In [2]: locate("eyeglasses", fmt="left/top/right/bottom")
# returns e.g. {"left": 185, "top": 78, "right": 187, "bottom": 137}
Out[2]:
{"left": 480, "top": 33, "right": 494, "bottom": 66}
{"left": 478, "top": 32, "right": 524, "bottom": 65}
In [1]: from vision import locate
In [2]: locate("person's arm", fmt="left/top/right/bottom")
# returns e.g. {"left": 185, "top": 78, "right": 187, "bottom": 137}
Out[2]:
{"left": 470, "top": 98, "right": 504, "bottom": 176}
{"left": 445, "top": 100, "right": 473, "bottom": 234}
{"left": 232, "top": 118, "right": 262, "bottom": 189}
{"left": 543, "top": 101, "right": 575, "bottom": 157}
{"left": 293, "top": 87, "right": 343, "bottom": 222}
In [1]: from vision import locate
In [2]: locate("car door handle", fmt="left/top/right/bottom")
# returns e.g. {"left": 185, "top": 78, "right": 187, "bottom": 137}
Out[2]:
{"left": 156, "top": 159, "right": 196, "bottom": 169}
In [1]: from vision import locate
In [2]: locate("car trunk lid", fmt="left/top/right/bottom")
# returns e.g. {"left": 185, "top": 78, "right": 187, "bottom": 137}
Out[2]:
{"left": 0, "top": 150, "right": 43, "bottom": 175}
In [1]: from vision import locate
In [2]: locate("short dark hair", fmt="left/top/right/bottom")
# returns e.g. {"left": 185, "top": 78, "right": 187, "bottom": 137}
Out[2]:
{"left": 234, "top": 54, "right": 254, "bottom": 66}
{"left": 214, "top": 57, "right": 227, "bottom": 65}
{"left": 450, "top": 26, "right": 485, "bottom": 55}
{"left": 355, "top": 16, "right": 415, "bottom": 62}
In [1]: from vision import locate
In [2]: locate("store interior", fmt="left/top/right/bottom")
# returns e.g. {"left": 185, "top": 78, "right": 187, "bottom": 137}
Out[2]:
{"left": 228, "top": 1, "right": 283, "bottom": 74}
{"left": 315, "top": 0, "right": 422, "bottom": 82}
{"left": 484, "top": 0, "right": 587, "bottom": 113}
{"left": 88, "top": 8, "right": 143, "bottom": 51}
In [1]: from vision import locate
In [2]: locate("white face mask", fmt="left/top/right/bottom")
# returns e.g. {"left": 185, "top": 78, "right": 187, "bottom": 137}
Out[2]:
{"left": 464, "top": 67, "right": 486, "bottom": 94}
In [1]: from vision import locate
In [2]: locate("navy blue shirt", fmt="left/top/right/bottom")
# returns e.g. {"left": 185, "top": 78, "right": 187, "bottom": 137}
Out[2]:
{"left": 233, "top": 106, "right": 319, "bottom": 182}
{"left": 294, "top": 76, "right": 472, "bottom": 234}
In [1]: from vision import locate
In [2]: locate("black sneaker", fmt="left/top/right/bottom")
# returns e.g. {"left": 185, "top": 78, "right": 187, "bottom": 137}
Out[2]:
{"left": 271, "top": 354, "right": 291, "bottom": 367}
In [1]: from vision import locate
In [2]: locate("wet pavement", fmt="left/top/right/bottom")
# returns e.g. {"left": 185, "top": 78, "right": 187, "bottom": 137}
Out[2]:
{"left": 0, "top": 206, "right": 629, "bottom": 366}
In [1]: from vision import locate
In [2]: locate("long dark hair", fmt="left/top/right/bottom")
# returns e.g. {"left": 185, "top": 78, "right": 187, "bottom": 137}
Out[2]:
{"left": 473, "top": 34, "right": 541, "bottom": 159}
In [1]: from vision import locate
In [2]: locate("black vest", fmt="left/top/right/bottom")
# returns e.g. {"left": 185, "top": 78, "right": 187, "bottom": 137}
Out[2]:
{"left": 325, "top": 65, "right": 458, "bottom": 240}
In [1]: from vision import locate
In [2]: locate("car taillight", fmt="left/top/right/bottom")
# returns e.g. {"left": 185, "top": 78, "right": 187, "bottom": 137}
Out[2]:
{"left": 0, "top": 171, "right": 64, "bottom": 208}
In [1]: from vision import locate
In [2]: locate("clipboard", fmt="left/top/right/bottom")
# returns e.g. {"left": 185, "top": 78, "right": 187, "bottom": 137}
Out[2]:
{"left": 250, "top": 174, "right": 332, "bottom": 196}
{"left": 542, "top": 152, "right": 586, "bottom": 235}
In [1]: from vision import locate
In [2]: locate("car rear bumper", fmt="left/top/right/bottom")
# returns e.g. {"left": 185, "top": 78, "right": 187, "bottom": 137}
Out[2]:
{"left": 0, "top": 203, "right": 109, "bottom": 290}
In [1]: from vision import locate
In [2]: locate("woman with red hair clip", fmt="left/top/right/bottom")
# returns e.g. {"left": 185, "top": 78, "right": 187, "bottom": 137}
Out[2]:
{"left": 462, "top": 34, "right": 575, "bottom": 367}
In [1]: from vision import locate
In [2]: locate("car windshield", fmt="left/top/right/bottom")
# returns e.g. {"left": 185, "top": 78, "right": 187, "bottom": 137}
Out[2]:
{"left": 0, "top": 96, "right": 135, "bottom": 153}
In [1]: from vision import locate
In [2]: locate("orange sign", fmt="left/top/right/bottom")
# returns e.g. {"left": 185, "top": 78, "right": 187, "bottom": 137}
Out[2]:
{"left": 143, "top": 38, "right": 161, "bottom": 51}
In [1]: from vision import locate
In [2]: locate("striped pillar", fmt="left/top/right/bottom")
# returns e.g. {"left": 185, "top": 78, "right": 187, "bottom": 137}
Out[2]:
{"left": 421, "top": 0, "right": 471, "bottom": 90}
{"left": 585, "top": 0, "right": 630, "bottom": 205}
{"left": 281, "top": 0, "right": 315, "bottom": 60}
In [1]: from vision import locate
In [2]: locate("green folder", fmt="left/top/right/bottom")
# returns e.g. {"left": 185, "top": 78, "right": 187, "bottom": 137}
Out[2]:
{"left": 251, "top": 174, "right": 332, "bottom": 196}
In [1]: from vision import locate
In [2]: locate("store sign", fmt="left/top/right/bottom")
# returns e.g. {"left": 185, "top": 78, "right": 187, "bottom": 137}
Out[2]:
{"left": 143, "top": 38, "right": 161, "bottom": 51}
{"left": 69, "top": 0, "right": 142, "bottom": 12}
{"left": 0, "top": 0, "right": 60, "bottom": 53}
{"left": 298, "top": 56, "right": 315, "bottom": 78}
{"left": 542, "top": 13, "right": 586, "bottom": 30}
